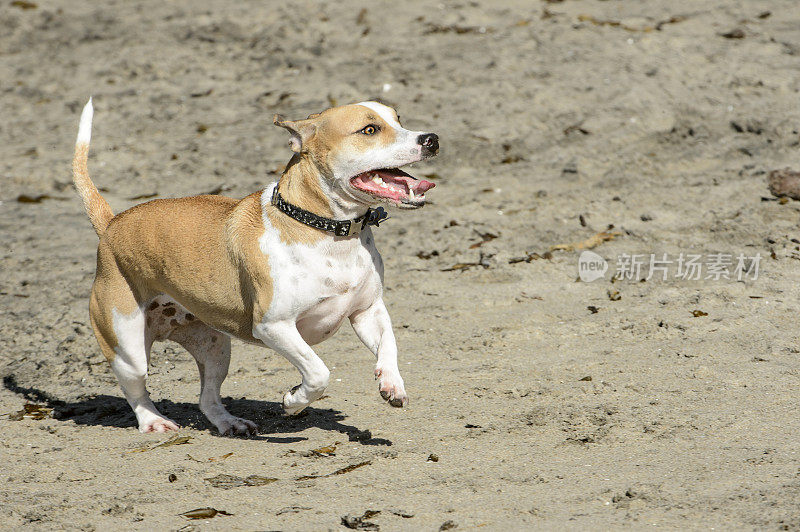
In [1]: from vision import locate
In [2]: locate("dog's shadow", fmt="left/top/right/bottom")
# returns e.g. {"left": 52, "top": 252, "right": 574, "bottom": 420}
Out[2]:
{"left": 2, "top": 375, "right": 392, "bottom": 446}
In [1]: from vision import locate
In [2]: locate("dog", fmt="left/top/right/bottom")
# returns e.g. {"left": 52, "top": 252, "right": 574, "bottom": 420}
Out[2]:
{"left": 71, "top": 99, "right": 438, "bottom": 435}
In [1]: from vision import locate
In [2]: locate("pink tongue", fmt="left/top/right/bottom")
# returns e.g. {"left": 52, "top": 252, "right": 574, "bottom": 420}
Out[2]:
{"left": 370, "top": 169, "right": 436, "bottom": 196}
{"left": 414, "top": 180, "right": 435, "bottom": 193}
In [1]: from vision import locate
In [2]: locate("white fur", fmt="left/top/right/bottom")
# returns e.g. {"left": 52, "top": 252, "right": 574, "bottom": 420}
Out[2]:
{"left": 251, "top": 183, "right": 401, "bottom": 414}
{"left": 110, "top": 305, "right": 180, "bottom": 433}
{"left": 357, "top": 101, "right": 401, "bottom": 130}
{"left": 77, "top": 98, "right": 93, "bottom": 145}
{"left": 110, "top": 297, "right": 256, "bottom": 435}
{"left": 317, "top": 176, "right": 370, "bottom": 220}
{"left": 351, "top": 297, "right": 406, "bottom": 404}
{"left": 330, "top": 105, "right": 427, "bottom": 203}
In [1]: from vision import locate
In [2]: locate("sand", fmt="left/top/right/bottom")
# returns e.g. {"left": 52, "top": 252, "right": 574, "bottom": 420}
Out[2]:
{"left": 2, "top": 0, "right": 800, "bottom": 530}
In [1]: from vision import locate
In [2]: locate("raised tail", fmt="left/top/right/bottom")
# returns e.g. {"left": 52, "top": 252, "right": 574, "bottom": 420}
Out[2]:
{"left": 72, "top": 98, "right": 113, "bottom": 236}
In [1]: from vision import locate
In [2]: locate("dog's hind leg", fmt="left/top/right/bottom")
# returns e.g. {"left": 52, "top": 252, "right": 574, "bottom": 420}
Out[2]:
{"left": 89, "top": 249, "right": 179, "bottom": 433}
{"left": 168, "top": 321, "right": 257, "bottom": 436}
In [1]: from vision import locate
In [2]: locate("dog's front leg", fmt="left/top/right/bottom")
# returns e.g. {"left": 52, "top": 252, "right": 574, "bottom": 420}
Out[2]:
{"left": 254, "top": 321, "right": 330, "bottom": 415}
{"left": 350, "top": 299, "right": 408, "bottom": 407}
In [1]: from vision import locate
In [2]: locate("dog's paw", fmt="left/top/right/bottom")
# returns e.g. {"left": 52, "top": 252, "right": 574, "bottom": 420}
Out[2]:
{"left": 139, "top": 417, "right": 180, "bottom": 433}
{"left": 375, "top": 368, "right": 408, "bottom": 407}
{"left": 217, "top": 416, "right": 258, "bottom": 437}
{"left": 282, "top": 385, "right": 309, "bottom": 416}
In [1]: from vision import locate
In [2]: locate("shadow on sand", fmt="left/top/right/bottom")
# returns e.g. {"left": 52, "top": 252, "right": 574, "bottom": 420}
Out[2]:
{"left": 2, "top": 374, "right": 392, "bottom": 446}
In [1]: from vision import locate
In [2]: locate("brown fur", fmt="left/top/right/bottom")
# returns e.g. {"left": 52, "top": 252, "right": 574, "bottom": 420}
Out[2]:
{"left": 306, "top": 105, "right": 398, "bottom": 155}
{"left": 226, "top": 192, "right": 275, "bottom": 335}
{"left": 89, "top": 240, "right": 139, "bottom": 361}
{"left": 270, "top": 154, "right": 331, "bottom": 246}
{"left": 101, "top": 195, "right": 266, "bottom": 342}
{"left": 73, "top": 142, "right": 113, "bottom": 235}
{"left": 83, "top": 192, "right": 277, "bottom": 361}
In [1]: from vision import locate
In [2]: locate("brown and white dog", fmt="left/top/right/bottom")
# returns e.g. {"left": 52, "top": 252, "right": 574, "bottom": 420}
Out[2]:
{"left": 72, "top": 99, "right": 438, "bottom": 435}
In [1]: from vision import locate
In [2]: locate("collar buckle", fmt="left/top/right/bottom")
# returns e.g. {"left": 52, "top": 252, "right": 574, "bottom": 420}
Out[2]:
{"left": 345, "top": 219, "right": 363, "bottom": 237}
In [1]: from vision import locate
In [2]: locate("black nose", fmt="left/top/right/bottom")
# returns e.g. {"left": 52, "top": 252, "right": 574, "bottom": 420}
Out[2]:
{"left": 417, "top": 133, "right": 439, "bottom": 155}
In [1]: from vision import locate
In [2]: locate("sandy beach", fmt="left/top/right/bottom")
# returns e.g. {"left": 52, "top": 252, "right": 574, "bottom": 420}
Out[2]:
{"left": 2, "top": 0, "right": 800, "bottom": 529}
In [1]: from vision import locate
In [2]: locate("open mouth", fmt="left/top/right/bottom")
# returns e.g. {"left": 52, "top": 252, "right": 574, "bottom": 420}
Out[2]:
{"left": 349, "top": 168, "right": 435, "bottom": 208}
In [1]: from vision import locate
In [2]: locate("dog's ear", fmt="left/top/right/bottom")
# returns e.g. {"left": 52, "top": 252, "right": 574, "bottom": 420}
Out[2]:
{"left": 274, "top": 114, "right": 317, "bottom": 153}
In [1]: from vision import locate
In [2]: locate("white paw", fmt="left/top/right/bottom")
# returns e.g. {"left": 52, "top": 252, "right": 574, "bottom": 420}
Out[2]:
{"left": 375, "top": 368, "right": 408, "bottom": 407}
{"left": 282, "top": 386, "right": 310, "bottom": 416}
{"left": 139, "top": 417, "right": 180, "bottom": 433}
{"left": 281, "top": 383, "right": 328, "bottom": 416}
{"left": 216, "top": 416, "right": 258, "bottom": 437}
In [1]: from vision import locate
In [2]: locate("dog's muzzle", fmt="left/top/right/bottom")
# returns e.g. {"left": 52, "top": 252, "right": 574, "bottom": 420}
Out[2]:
{"left": 417, "top": 133, "right": 439, "bottom": 157}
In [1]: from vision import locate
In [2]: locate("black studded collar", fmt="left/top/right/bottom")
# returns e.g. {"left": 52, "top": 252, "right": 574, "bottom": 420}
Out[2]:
{"left": 271, "top": 186, "right": 388, "bottom": 237}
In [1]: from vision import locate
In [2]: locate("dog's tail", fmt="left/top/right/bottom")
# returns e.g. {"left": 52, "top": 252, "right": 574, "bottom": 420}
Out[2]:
{"left": 72, "top": 98, "right": 113, "bottom": 236}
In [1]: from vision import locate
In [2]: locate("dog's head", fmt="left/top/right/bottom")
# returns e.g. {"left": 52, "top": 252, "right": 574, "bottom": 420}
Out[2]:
{"left": 274, "top": 101, "right": 437, "bottom": 209}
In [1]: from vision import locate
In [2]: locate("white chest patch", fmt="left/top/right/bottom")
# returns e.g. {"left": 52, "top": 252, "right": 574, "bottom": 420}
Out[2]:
{"left": 257, "top": 184, "right": 383, "bottom": 345}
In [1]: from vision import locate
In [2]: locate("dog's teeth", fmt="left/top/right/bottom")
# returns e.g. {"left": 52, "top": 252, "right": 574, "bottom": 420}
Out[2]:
{"left": 372, "top": 176, "right": 384, "bottom": 185}
{"left": 409, "top": 189, "right": 416, "bottom": 200}
{"left": 379, "top": 182, "right": 389, "bottom": 188}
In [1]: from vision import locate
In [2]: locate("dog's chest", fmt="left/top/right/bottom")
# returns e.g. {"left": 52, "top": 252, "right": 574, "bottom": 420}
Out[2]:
{"left": 261, "top": 228, "right": 382, "bottom": 345}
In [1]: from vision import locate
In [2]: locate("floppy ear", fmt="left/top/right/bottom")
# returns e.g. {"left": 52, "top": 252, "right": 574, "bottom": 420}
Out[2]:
{"left": 274, "top": 114, "right": 317, "bottom": 153}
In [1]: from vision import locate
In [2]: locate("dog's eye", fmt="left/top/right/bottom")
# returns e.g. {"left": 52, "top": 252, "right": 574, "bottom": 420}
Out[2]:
{"left": 359, "top": 124, "right": 379, "bottom": 135}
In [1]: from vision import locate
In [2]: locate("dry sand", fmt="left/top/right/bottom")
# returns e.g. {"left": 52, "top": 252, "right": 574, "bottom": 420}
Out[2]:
{"left": 2, "top": 0, "right": 800, "bottom": 530}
